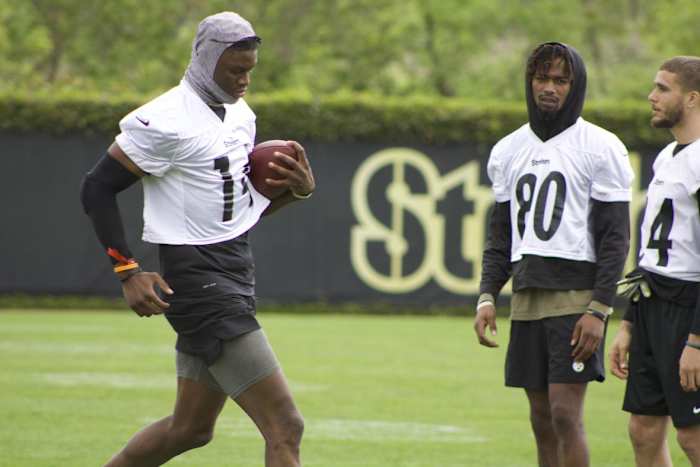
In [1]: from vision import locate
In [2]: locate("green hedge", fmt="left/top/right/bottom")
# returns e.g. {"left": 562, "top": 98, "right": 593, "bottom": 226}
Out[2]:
{"left": 0, "top": 91, "right": 671, "bottom": 147}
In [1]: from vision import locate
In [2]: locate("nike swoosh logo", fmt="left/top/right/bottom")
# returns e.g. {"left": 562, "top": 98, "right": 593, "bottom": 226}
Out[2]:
{"left": 135, "top": 116, "right": 150, "bottom": 126}
{"left": 694, "top": 406, "right": 700, "bottom": 415}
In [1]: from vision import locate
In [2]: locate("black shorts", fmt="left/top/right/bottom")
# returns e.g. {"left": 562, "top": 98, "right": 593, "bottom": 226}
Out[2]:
{"left": 623, "top": 296, "right": 700, "bottom": 428}
{"left": 159, "top": 234, "right": 261, "bottom": 365}
{"left": 505, "top": 314, "right": 606, "bottom": 390}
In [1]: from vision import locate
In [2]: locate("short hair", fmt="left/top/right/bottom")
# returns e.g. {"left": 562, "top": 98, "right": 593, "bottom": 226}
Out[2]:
{"left": 660, "top": 56, "right": 700, "bottom": 92}
{"left": 526, "top": 42, "right": 572, "bottom": 80}
{"left": 228, "top": 36, "right": 261, "bottom": 51}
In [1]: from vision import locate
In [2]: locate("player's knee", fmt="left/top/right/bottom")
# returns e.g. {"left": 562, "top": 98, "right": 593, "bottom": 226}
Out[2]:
{"left": 676, "top": 427, "right": 700, "bottom": 456}
{"left": 171, "top": 423, "right": 215, "bottom": 450}
{"left": 529, "top": 406, "right": 552, "bottom": 432}
{"left": 628, "top": 417, "right": 665, "bottom": 450}
{"left": 267, "top": 409, "right": 304, "bottom": 450}
{"left": 280, "top": 410, "right": 305, "bottom": 445}
{"left": 549, "top": 404, "right": 582, "bottom": 436}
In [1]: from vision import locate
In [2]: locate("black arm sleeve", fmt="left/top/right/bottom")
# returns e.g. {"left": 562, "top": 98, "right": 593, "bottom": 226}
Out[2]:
{"left": 479, "top": 201, "right": 512, "bottom": 301}
{"left": 80, "top": 153, "right": 141, "bottom": 265}
{"left": 591, "top": 200, "right": 630, "bottom": 306}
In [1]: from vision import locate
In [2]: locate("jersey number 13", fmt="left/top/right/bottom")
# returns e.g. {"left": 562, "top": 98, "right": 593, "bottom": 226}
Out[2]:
{"left": 214, "top": 156, "right": 253, "bottom": 222}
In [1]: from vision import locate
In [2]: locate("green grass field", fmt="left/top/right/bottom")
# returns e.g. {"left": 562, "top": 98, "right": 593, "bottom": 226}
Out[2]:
{"left": 0, "top": 310, "right": 688, "bottom": 466}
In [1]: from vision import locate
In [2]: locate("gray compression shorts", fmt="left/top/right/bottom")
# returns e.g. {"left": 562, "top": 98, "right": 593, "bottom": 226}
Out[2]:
{"left": 176, "top": 329, "right": 280, "bottom": 399}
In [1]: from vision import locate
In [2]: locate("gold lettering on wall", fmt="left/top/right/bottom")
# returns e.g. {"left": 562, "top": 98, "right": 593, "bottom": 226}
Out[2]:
{"left": 351, "top": 148, "right": 646, "bottom": 295}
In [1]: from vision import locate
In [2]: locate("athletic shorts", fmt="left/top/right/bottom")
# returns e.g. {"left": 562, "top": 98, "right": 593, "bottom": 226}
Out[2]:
{"left": 176, "top": 329, "right": 280, "bottom": 399}
{"left": 160, "top": 237, "right": 261, "bottom": 365}
{"left": 506, "top": 314, "right": 606, "bottom": 390}
{"left": 623, "top": 296, "right": 700, "bottom": 428}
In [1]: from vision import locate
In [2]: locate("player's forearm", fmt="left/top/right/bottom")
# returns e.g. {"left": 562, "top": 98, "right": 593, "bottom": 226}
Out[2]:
{"left": 479, "top": 201, "right": 512, "bottom": 301}
{"left": 262, "top": 190, "right": 311, "bottom": 216}
{"left": 480, "top": 250, "right": 511, "bottom": 299}
{"left": 622, "top": 306, "right": 636, "bottom": 323}
{"left": 80, "top": 153, "right": 141, "bottom": 274}
{"left": 591, "top": 200, "right": 631, "bottom": 306}
{"left": 619, "top": 319, "right": 633, "bottom": 331}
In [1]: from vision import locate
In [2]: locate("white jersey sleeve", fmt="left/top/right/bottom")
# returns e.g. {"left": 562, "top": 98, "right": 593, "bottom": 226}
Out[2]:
{"left": 487, "top": 136, "right": 512, "bottom": 203}
{"left": 590, "top": 134, "right": 634, "bottom": 202}
{"left": 681, "top": 150, "right": 700, "bottom": 196}
{"left": 115, "top": 91, "right": 182, "bottom": 177}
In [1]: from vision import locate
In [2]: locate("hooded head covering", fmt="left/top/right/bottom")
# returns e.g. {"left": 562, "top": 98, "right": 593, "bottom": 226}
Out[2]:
{"left": 525, "top": 42, "right": 587, "bottom": 141}
{"left": 183, "top": 12, "right": 260, "bottom": 106}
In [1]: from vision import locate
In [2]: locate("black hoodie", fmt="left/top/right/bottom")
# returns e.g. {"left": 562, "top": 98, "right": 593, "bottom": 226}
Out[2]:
{"left": 526, "top": 42, "right": 587, "bottom": 141}
{"left": 479, "top": 42, "right": 630, "bottom": 307}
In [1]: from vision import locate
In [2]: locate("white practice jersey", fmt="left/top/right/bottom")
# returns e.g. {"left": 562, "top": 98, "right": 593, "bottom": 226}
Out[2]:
{"left": 488, "top": 117, "right": 634, "bottom": 263}
{"left": 115, "top": 80, "right": 270, "bottom": 245}
{"left": 639, "top": 140, "right": 700, "bottom": 281}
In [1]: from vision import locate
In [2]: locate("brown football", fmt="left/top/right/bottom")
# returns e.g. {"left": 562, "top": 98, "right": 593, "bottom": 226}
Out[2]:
{"left": 248, "top": 140, "right": 298, "bottom": 199}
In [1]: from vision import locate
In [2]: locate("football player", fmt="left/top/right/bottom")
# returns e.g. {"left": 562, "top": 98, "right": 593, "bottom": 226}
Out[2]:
{"left": 474, "top": 42, "right": 634, "bottom": 467}
{"left": 80, "top": 12, "right": 314, "bottom": 467}
{"left": 610, "top": 56, "right": 700, "bottom": 467}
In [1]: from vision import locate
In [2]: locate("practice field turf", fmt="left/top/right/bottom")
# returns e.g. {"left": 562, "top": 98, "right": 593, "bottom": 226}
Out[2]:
{"left": 0, "top": 310, "right": 688, "bottom": 466}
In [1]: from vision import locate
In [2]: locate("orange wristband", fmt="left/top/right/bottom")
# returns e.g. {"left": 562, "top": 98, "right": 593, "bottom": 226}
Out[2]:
{"left": 114, "top": 262, "right": 140, "bottom": 273}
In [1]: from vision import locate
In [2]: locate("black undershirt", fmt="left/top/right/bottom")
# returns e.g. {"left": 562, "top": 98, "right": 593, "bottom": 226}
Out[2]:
{"left": 480, "top": 200, "right": 630, "bottom": 306}
{"left": 210, "top": 105, "right": 226, "bottom": 121}
{"left": 674, "top": 143, "right": 690, "bottom": 156}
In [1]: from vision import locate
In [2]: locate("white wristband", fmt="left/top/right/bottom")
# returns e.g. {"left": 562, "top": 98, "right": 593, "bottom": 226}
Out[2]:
{"left": 476, "top": 300, "right": 494, "bottom": 312}
{"left": 291, "top": 190, "right": 312, "bottom": 199}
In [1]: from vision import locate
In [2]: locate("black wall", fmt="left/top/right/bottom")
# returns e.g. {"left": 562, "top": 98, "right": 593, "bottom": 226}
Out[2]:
{"left": 0, "top": 132, "right": 656, "bottom": 304}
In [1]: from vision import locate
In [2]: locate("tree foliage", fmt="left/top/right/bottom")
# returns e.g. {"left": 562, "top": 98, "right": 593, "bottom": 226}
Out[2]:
{"left": 0, "top": 91, "right": 667, "bottom": 150}
{"left": 1, "top": 0, "right": 696, "bottom": 101}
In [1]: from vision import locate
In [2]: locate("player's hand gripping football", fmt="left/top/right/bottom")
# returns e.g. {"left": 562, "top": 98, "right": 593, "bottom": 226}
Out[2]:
{"left": 609, "top": 320, "right": 632, "bottom": 379}
{"left": 679, "top": 334, "right": 700, "bottom": 392}
{"left": 265, "top": 141, "right": 315, "bottom": 197}
{"left": 571, "top": 313, "right": 605, "bottom": 363}
{"left": 121, "top": 272, "right": 173, "bottom": 317}
{"left": 474, "top": 303, "right": 498, "bottom": 348}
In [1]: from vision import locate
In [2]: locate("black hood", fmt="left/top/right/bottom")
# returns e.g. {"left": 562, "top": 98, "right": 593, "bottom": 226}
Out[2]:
{"left": 525, "top": 42, "right": 587, "bottom": 141}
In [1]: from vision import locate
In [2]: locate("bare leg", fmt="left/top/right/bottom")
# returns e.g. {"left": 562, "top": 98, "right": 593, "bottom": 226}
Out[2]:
{"left": 677, "top": 424, "right": 700, "bottom": 466}
{"left": 235, "top": 369, "right": 304, "bottom": 467}
{"left": 627, "top": 415, "right": 672, "bottom": 467}
{"left": 548, "top": 383, "right": 588, "bottom": 467}
{"left": 526, "top": 389, "right": 559, "bottom": 467}
{"left": 105, "top": 377, "right": 227, "bottom": 467}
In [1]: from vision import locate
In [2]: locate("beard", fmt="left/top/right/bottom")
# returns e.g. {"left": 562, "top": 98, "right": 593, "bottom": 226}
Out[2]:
{"left": 651, "top": 105, "right": 683, "bottom": 128}
{"left": 539, "top": 109, "right": 559, "bottom": 121}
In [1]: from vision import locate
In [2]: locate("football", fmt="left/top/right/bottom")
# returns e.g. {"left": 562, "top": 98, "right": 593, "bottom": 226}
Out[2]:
{"left": 248, "top": 139, "right": 298, "bottom": 199}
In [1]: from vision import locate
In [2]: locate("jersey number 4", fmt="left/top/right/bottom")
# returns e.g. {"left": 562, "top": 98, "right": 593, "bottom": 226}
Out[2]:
{"left": 515, "top": 171, "right": 567, "bottom": 240}
{"left": 647, "top": 198, "right": 674, "bottom": 266}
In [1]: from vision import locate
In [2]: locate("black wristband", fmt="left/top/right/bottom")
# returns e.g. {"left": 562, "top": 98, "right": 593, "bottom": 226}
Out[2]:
{"left": 686, "top": 341, "right": 700, "bottom": 351}
{"left": 585, "top": 308, "right": 607, "bottom": 322}
{"left": 118, "top": 267, "right": 143, "bottom": 283}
